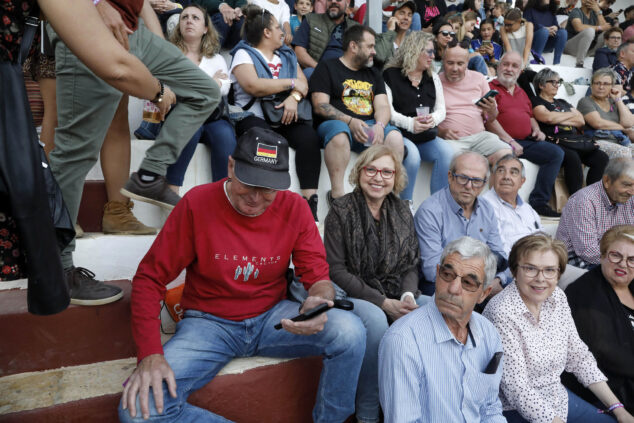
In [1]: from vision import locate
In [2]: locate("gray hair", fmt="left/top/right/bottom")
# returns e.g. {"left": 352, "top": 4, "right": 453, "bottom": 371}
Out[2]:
{"left": 591, "top": 67, "right": 618, "bottom": 84}
{"left": 493, "top": 154, "right": 525, "bottom": 178}
{"left": 616, "top": 41, "right": 633, "bottom": 59}
{"left": 532, "top": 68, "right": 560, "bottom": 94}
{"left": 604, "top": 157, "right": 634, "bottom": 181}
{"left": 440, "top": 236, "right": 498, "bottom": 289}
{"left": 449, "top": 151, "right": 490, "bottom": 180}
{"left": 499, "top": 51, "right": 524, "bottom": 69}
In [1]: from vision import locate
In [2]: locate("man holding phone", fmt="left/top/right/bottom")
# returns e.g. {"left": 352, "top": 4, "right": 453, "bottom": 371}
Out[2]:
{"left": 118, "top": 128, "right": 365, "bottom": 423}
{"left": 486, "top": 52, "right": 564, "bottom": 218}
{"left": 437, "top": 40, "right": 513, "bottom": 166}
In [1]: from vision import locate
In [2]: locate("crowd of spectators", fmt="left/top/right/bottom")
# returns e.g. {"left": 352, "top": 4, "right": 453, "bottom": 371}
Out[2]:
{"left": 2, "top": 0, "right": 634, "bottom": 421}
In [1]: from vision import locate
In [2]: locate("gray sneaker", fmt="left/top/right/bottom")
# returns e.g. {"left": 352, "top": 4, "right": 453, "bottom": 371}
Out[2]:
{"left": 120, "top": 172, "right": 181, "bottom": 210}
{"left": 65, "top": 267, "right": 123, "bottom": 306}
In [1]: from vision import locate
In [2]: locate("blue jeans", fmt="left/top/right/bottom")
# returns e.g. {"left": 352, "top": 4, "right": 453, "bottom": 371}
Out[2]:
{"left": 415, "top": 137, "right": 454, "bottom": 194}
{"left": 211, "top": 13, "right": 244, "bottom": 50}
{"left": 532, "top": 27, "right": 568, "bottom": 65}
{"left": 516, "top": 139, "right": 564, "bottom": 208}
{"left": 401, "top": 138, "right": 421, "bottom": 201}
{"left": 166, "top": 119, "right": 237, "bottom": 186}
{"left": 117, "top": 300, "right": 366, "bottom": 423}
{"left": 503, "top": 388, "right": 616, "bottom": 422}
{"left": 469, "top": 55, "right": 488, "bottom": 76}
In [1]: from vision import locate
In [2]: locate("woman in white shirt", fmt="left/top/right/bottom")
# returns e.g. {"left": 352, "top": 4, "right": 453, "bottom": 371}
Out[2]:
{"left": 483, "top": 233, "right": 634, "bottom": 423}
{"left": 165, "top": 4, "right": 237, "bottom": 188}
{"left": 230, "top": 5, "right": 321, "bottom": 221}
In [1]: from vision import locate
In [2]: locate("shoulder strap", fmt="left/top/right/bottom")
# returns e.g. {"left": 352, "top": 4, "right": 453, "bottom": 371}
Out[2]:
{"left": 18, "top": 4, "right": 41, "bottom": 65}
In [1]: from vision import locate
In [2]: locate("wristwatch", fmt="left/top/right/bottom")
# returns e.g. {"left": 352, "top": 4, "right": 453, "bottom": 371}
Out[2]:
{"left": 290, "top": 91, "right": 302, "bottom": 102}
{"left": 152, "top": 80, "right": 165, "bottom": 105}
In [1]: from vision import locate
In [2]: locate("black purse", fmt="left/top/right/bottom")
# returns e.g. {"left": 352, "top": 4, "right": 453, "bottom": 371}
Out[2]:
{"left": 259, "top": 91, "right": 313, "bottom": 126}
{"left": 0, "top": 9, "right": 71, "bottom": 315}
{"left": 545, "top": 133, "right": 598, "bottom": 153}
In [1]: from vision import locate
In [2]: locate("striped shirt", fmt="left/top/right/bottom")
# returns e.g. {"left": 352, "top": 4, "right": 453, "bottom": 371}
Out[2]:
{"left": 556, "top": 181, "right": 634, "bottom": 266}
{"left": 378, "top": 298, "right": 506, "bottom": 423}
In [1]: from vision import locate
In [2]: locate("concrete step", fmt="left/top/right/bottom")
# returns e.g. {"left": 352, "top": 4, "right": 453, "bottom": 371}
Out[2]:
{"left": 0, "top": 280, "right": 134, "bottom": 377}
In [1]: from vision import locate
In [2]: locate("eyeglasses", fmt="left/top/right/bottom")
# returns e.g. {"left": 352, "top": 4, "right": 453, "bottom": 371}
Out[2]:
{"left": 451, "top": 172, "right": 487, "bottom": 188}
{"left": 437, "top": 264, "right": 482, "bottom": 292}
{"left": 592, "top": 81, "right": 613, "bottom": 87}
{"left": 422, "top": 48, "right": 435, "bottom": 56}
{"left": 545, "top": 79, "right": 564, "bottom": 86}
{"left": 363, "top": 166, "right": 395, "bottom": 179}
{"left": 607, "top": 251, "right": 634, "bottom": 268}
{"left": 518, "top": 264, "right": 559, "bottom": 279}
{"left": 440, "top": 30, "right": 456, "bottom": 37}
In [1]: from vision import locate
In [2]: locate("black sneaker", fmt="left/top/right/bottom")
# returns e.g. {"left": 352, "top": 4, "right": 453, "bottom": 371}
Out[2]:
{"left": 305, "top": 194, "right": 319, "bottom": 222}
{"left": 65, "top": 267, "right": 123, "bottom": 306}
{"left": 120, "top": 172, "right": 181, "bottom": 210}
{"left": 534, "top": 205, "right": 561, "bottom": 219}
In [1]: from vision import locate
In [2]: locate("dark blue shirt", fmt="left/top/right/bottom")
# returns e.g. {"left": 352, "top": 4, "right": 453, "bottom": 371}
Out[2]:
{"left": 292, "top": 18, "right": 347, "bottom": 62}
{"left": 523, "top": 7, "right": 558, "bottom": 30}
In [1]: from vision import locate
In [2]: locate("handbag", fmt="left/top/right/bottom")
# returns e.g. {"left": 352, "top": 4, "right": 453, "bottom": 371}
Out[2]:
{"left": 259, "top": 91, "right": 313, "bottom": 126}
{"left": 0, "top": 8, "right": 71, "bottom": 315}
{"left": 545, "top": 133, "right": 598, "bottom": 153}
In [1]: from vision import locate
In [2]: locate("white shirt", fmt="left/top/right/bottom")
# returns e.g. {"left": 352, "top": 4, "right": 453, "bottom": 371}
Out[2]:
{"left": 230, "top": 48, "right": 282, "bottom": 119}
{"left": 481, "top": 189, "right": 542, "bottom": 254}
{"left": 250, "top": 0, "right": 290, "bottom": 24}
{"left": 199, "top": 55, "right": 230, "bottom": 97}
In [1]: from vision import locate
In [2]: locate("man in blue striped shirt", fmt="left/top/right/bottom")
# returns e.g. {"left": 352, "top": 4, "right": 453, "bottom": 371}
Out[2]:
{"left": 378, "top": 237, "right": 507, "bottom": 423}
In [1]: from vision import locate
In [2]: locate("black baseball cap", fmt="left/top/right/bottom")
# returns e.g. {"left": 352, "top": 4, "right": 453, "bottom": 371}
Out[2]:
{"left": 232, "top": 127, "right": 291, "bottom": 190}
{"left": 393, "top": 0, "right": 416, "bottom": 15}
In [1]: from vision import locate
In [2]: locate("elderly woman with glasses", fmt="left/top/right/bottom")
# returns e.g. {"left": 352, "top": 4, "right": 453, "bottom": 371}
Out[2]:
{"left": 532, "top": 68, "right": 609, "bottom": 195}
{"left": 324, "top": 145, "right": 429, "bottom": 423}
{"left": 383, "top": 31, "right": 455, "bottom": 196}
{"left": 565, "top": 225, "right": 634, "bottom": 415}
{"left": 483, "top": 233, "right": 634, "bottom": 423}
{"left": 577, "top": 67, "right": 634, "bottom": 159}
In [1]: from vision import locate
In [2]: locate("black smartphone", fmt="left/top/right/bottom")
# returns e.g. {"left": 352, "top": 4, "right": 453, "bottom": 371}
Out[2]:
{"left": 484, "top": 351, "right": 503, "bottom": 374}
{"left": 476, "top": 89, "right": 499, "bottom": 106}
{"left": 274, "top": 303, "right": 331, "bottom": 330}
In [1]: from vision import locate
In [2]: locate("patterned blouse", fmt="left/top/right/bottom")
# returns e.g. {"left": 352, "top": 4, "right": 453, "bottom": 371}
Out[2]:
{"left": 1, "top": 0, "right": 36, "bottom": 63}
{"left": 483, "top": 282, "right": 606, "bottom": 423}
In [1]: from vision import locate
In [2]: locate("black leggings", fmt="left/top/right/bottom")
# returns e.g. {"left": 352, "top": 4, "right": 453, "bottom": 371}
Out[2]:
{"left": 236, "top": 116, "right": 321, "bottom": 190}
{"left": 560, "top": 145, "right": 609, "bottom": 195}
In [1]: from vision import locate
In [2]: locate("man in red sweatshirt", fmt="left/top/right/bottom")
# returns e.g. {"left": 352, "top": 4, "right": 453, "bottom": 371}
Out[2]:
{"left": 118, "top": 127, "right": 365, "bottom": 423}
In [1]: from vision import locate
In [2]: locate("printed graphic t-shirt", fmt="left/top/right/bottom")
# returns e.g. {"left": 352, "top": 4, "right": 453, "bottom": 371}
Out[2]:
{"left": 309, "top": 57, "right": 386, "bottom": 124}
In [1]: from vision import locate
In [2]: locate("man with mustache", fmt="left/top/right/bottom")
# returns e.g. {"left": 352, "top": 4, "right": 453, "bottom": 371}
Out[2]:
{"left": 486, "top": 51, "right": 564, "bottom": 218}
{"left": 292, "top": 0, "right": 397, "bottom": 78}
{"left": 414, "top": 151, "right": 509, "bottom": 296}
{"left": 482, "top": 154, "right": 587, "bottom": 290}
{"left": 379, "top": 236, "right": 506, "bottom": 423}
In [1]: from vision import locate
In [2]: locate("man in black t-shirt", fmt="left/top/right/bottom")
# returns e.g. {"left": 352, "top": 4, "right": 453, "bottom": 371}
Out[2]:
{"left": 310, "top": 25, "right": 404, "bottom": 199}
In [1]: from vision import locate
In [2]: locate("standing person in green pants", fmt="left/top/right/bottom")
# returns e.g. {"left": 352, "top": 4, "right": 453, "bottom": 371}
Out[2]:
{"left": 48, "top": 0, "right": 219, "bottom": 306}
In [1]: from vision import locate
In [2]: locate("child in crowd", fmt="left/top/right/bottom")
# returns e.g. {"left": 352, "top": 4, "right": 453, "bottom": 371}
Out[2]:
{"left": 491, "top": 1, "right": 508, "bottom": 30}
{"left": 290, "top": 0, "right": 313, "bottom": 35}
{"left": 483, "top": 0, "right": 496, "bottom": 17}
{"left": 500, "top": 8, "right": 535, "bottom": 66}
{"left": 251, "top": 0, "right": 293, "bottom": 44}
{"left": 446, "top": 12, "right": 463, "bottom": 33}
{"left": 471, "top": 18, "right": 502, "bottom": 74}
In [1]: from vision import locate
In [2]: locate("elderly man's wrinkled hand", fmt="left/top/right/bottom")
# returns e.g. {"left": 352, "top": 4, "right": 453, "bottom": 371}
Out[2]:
{"left": 121, "top": 354, "right": 177, "bottom": 420}
{"left": 281, "top": 297, "right": 334, "bottom": 335}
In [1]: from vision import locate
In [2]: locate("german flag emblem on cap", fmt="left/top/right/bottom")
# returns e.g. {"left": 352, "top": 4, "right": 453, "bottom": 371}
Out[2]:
{"left": 256, "top": 143, "right": 278, "bottom": 158}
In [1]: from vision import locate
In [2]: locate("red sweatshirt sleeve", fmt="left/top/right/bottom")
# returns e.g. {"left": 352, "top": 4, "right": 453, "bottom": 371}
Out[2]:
{"left": 130, "top": 196, "right": 197, "bottom": 362}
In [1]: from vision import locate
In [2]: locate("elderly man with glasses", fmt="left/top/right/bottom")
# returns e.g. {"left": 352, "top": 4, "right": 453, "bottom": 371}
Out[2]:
{"left": 414, "top": 151, "right": 509, "bottom": 296}
{"left": 379, "top": 236, "right": 506, "bottom": 423}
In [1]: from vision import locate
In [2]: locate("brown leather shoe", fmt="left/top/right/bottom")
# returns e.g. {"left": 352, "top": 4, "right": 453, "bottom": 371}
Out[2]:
{"left": 102, "top": 200, "right": 157, "bottom": 235}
